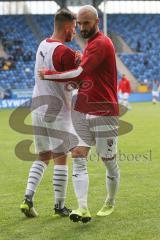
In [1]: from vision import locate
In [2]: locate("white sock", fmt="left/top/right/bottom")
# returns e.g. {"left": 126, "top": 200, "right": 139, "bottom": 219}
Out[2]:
{"left": 72, "top": 158, "right": 89, "bottom": 209}
{"left": 25, "top": 160, "right": 47, "bottom": 201}
{"left": 53, "top": 165, "right": 68, "bottom": 209}
{"left": 103, "top": 158, "right": 120, "bottom": 205}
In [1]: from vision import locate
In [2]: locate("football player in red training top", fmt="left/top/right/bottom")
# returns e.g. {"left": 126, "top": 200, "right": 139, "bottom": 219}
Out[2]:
{"left": 118, "top": 74, "right": 131, "bottom": 108}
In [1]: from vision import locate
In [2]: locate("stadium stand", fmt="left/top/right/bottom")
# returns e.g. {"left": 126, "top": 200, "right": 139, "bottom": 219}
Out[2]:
{"left": 0, "top": 14, "right": 159, "bottom": 91}
{"left": 107, "top": 14, "right": 160, "bottom": 84}
{"left": 32, "top": 15, "right": 81, "bottom": 51}
{"left": 0, "top": 15, "right": 81, "bottom": 91}
{"left": 0, "top": 15, "right": 37, "bottom": 89}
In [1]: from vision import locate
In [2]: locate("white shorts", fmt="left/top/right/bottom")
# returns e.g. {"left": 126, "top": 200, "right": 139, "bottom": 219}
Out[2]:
{"left": 118, "top": 92, "right": 129, "bottom": 103}
{"left": 152, "top": 91, "right": 159, "bottom": 98}
{"left": 122, "top": 93, "right": 129, "bottom": 100}
{"left": 32, "top": 113, "right": 78, "bottom": 154}
{"left": 71, "top": 109, "right": 118, "bottom": 158}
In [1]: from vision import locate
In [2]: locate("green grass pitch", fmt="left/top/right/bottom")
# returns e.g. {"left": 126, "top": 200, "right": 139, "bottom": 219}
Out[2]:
{"left": 0, "top": 102, "right": 160, "bottom": 240}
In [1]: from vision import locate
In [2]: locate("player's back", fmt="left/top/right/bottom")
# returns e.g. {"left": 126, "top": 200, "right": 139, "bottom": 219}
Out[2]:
{"left": 33, "top": 39, "right": 72, "bottom": 117}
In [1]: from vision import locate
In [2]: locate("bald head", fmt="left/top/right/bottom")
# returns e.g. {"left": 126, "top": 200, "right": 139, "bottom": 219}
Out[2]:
{"left": 77, "top": 5, "right": 99, "bottom": 39}
{"left": 78, "top": 5, "right": 98, "bottom": 19}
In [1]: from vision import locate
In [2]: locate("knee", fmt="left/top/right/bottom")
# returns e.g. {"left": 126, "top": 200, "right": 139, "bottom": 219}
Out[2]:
{"left": 102, "top": 155, "right": 120, "bottom": 177}
{"left": 72, "top": 147, "right": 89, "bottom": 158}
{"left": 39, "top": 151, "right": 52, "bottom": 165}
{"left": 53, "top": 154, "right": 67, "bottom": 165}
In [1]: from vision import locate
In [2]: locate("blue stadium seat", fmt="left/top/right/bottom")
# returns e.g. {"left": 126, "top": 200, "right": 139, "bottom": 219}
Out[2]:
{"left": 107, "top": 14, "right": 160, "bottom": 82}
{"left": 0, "top": 15, "right": 81, "bottom": 90}
{"left": 0, "top": 14, "right": 159, "bottom": 90}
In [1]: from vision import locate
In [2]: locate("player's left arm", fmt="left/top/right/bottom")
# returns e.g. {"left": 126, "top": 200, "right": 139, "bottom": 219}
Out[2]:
{"left": 61, "top": 48, "right": 81, "bottom": 70}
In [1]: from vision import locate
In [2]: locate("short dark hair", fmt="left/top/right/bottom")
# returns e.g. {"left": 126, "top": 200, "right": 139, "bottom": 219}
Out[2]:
{"left": 55, "top": 9, "right": 76, "bottom": 26}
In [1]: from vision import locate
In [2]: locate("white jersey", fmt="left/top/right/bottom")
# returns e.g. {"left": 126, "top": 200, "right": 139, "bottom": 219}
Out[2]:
{"left": 32, "top": 39, "right": 71, "bottom": 118}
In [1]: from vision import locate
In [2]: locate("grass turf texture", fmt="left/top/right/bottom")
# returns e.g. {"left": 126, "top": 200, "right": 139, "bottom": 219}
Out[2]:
{"left": 0, "top": 102, "right": 160, "bottom": 240}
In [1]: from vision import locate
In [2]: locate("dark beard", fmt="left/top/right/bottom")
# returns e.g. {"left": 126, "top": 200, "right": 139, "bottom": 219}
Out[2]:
{"left": 81, "top": 26, "right": 97, "bottom": 39}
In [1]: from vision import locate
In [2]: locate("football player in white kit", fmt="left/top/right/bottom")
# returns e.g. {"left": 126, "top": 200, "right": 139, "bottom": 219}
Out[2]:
{"left": 20, "top": 9, "right": 79, "bottom": 217}
{"left": 152, "top": 79, "right": 160, "bottom": 104}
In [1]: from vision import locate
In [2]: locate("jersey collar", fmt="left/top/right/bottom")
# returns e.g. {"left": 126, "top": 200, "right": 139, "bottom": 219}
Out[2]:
{"left": 46, "top": 38, "right": 62, "bottom": 43}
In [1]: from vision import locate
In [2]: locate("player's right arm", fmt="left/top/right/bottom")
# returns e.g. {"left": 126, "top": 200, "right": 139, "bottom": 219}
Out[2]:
{"left": 39, "top": 45, "right": 81, "bottom": 81}
{"left": 39, "top": 40, "right": 106, "bottom": 82}
{"left": 53, "top": 45, "right": 79, "bottom": 71}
